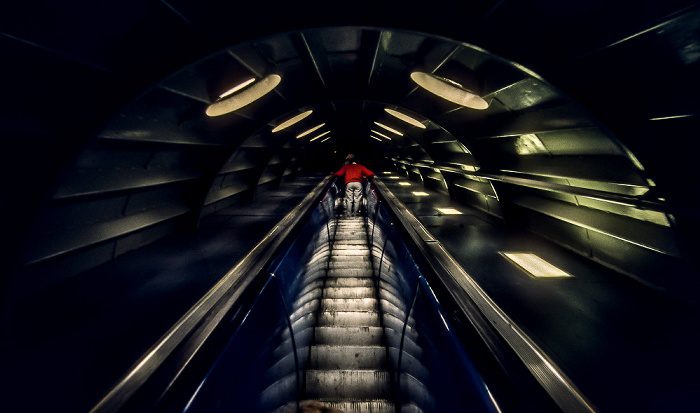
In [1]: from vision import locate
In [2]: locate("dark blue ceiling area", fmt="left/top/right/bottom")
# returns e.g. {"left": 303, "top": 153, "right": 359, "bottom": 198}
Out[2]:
{"left": 1, "top": 1, "right": 699, "bottom": 411}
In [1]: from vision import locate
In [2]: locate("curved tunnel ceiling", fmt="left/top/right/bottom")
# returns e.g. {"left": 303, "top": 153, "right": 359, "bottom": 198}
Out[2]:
{"left": 3, "top": 2, "right": 700, "bottom": 302}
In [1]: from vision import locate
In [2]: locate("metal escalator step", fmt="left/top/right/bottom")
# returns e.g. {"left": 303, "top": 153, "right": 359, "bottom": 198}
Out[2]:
{"left": 317, "top": 311, "right": 380, "bottom": 327}
{"left": 327, "top": 268, "right": 373, "bottom": 278}
{"left": 321, "top": 400, "right": 396, "bottom": 413}
{"left": 323, "top": 287, "right": 375, "bottom": 298}
{"left": 321, "top": 298, "right": 378, "bottom": 311}
{"left": 324, "top": 278, "right": 373, "bottom": 288}
{"left": 314, "top": 326, "right": 384, "bottom": 345}
{"left": 309, "top": 345, "right": 387, "bottom": 369}
{"left": 305, "top": 370, "right": 392, "bottom": 399}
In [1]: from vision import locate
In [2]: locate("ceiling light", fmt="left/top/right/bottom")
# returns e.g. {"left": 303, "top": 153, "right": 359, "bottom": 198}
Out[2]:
{"left": 297, "top": 123, "right": 325, "bottom": 139}
{"left": 309, "top": 131, "right": 330, "bottom": 141}
{"left": 219, "top": 78, "right": 256, "bottom": 98}
{"left": 385, "top": 108, "right": 426, "bottom": 129}
{"left": 321, "top": 137, "right": 331, "bottom": 143}
{"left": 413, "top": 192, "right": 429, "bottom": 196}
{"left": 206, "top": 74, "right": 281, "bottom": 117}
{"left": 370, "top": 135, "right": 383, "bottom": 142}
{"left": 501, "top": 253, "right": 572, "bottom": 278}
{"left": 410, "top": 71, "right": 489, "bottom": 110}
{"left": 436, "top": 207, "right": 462, "bottom": 214}
{"left": 374, "top": 121, "right": 404, "bottom": 136}
{"left": 272, "top": 110, "right": 313, "bottom": 132}
{"left": 388, "top": 176, "right": 400, "bottom": 179}
{"left": 371, "top": 130, "right": 392, "bottom": 140}
{"left": 399, "top": 182, "right": 411, "bottom": 186}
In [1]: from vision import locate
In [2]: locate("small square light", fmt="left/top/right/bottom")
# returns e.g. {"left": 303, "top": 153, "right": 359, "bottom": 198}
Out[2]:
{"left": 436, "top": 208, "right": 461, "bottom": 214}
{"left": 399, "top": 182, "right": 411, "bottom": 186}
{"left": 412, "top": 192, "right": 429, "bottom": 196}
{"left": 501, "top": 252, "right": 572, "bottom": 278}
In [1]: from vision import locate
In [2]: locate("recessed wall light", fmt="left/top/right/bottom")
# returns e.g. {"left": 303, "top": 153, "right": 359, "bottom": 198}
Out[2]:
{"left": 272, "top": 110, "right": 313, "bottom": 132}
{"left": 388, "top": 176, "right": 400, "bottom": 179}
{"left": 435, "top": 207, "right": 461, "bottom": 214}
{"left": 374, "top": 121, "right": 404, "bottom": 136}
{"left": 500, "top": 252, "right": 572, "bottom": 278}
{"left": 410, "top": 71, "right": 488, "bottom": 110}
{"left": 399, "top": 182, "right": 411, "bottom": 186}
{"left": 206, "top": 74, "right": 281, "bottom": 117}
{"left": 413, "top": 192, "right": 429, "bottom": 196}
{"left": 370, "top": 135, "right": 383, "bottom": 142}
{"left": 297, "top": 123, "right": 325, "bottom": 139}
{"left": 385, "top": 108, "right": 426, "bottom": 129}
{"left": 309, "top": 131, "right": 330, "bottom": 141}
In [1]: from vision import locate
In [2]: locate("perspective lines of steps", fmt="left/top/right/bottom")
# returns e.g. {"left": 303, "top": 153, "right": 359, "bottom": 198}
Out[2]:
{"left": 305, "top": 216, "right": 395, "bottom": 413}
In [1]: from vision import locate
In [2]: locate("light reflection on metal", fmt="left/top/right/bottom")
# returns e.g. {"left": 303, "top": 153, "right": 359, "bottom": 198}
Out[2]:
{"left": 371, "top": 130, "right": 392, "bottom": 140}
{"left": 515, "top": 134, "right": 548, "bottom": 155}
{"left": 206, "top": 74, "right": 281, "bottom": 116}
{"left": 385, "top": 108, "right": 426, "bottom": 128}
{"left": 297, "top": 123, "right": 326, "bottom": 139}
{"left": 501, "top": 252, "right": 572, "bottom": 278}
{"left": 272, "top": 110, "right": 313, "bottom": 132}
{"left": 374, "top": 121, "right": 404, "bottom": 136}
{"left": 436, "top": 207, "right": 461, "bottom": 214}
{"left": 309, "top": 131, "right": 330, "bottom": 142}
{"left": 410, "top": 71, "right": 489, "bottom": 109}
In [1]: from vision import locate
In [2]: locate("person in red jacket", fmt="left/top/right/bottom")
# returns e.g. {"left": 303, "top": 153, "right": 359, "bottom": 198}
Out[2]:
{"left": 332, "top": 154, "right": 374, "bottom": 217}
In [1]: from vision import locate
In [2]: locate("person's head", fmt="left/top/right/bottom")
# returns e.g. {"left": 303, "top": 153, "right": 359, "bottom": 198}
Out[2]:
{"left": 345, "top": 153, "right": 354, "bottom": 161}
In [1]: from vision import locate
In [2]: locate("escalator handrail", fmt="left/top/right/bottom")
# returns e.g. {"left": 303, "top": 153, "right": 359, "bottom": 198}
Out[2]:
{"left": 90, "top": 176, "right": 334, "bottom": 413}
{"left": 371, "top": 178, "right": 598, "bottom": 413}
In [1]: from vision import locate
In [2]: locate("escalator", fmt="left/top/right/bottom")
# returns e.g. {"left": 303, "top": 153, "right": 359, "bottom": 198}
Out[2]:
{"left": 90, "top": 178, "right": 594, "bottom": 413}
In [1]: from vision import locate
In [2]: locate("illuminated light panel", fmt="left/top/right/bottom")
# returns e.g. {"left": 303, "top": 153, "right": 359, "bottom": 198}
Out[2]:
{"left": 501, "top": 252, "right": 573, "bottom": 278}
{"left": 385, "top": 108, "right": 426, "bottom": 128}
{"left": 374, "top": 121, "right": 404, "bottom": 136}
{"left": 371, "top": 130, "right": 392, "bottom": 140}
{"left": 219, "top": 78, "right": 256, "bottom": 98}
{"left": 412, "top": 192, "right": 429, "bottom": 196}
{"left": 206, "top": 74, "right": 281, "bottom": 117}
{"left": 272, "top": 110, "right": 313, "bottom": 132}
{"left": 321, "top": 137, "right": 331, "bottom": 143}
{"left": 370, "top": 135, "right": 383, "bottom": 142}
{"left": 309, "top": 130, "right": 330, "bottom": 142}
{"left": 436, "top": 208, "right": 462, "bottom": 215}
{"left": 399, "top": 182, "right": 411, "bottom": 186}
{"left": 410, "top": 71, "right": 489, "bottom": 110}
{"left": 383, "top": 172, "right": 393, "bottom": 174}
{"left": 388, "top": 176, "right": 400, "bottom": 179}
{"left": 297, "top": 123, "right": 325, "bottom": 139}
{"left": 649, "top": 114, "right": 694, "bottom": 121}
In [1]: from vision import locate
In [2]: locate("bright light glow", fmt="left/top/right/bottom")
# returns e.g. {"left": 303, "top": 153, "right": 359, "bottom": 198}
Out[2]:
{"left": 385, "top": 108, "right": 426, "bottom": 128}
{"left": 371, "top": 130, "right": 392, "bottom": 140}
{"left": 413, "top": 192, "right": 429, "bottom": 196}
{"left": 206, "top": 75, "right": 281, "bottom": 117}
{"left": 370, "top": 135, "right": 383, "bottom": 142}
{"left": 501, "top": 253, "right": 572, "bottom": 278}
{"left": 410, "top": 71, "right": 489, "bottom": 110}
{"left": 436, "top": 208, "right": 462, "bottom": 214}
{"left": 218, "top": 78, "right": 256, "bottom": 98}
{"left": 321, "top": 137, "right": 331, "bottom": 143}
{"left": 309, "top": 130, "right": 330, "bottom": 142}
{"left": 272, "top": 110, "right": 313, "bottom": 132}
{"left": 374, "top": 121, "right": 404, "bottom": 136}
{"left": 388, "top": 176, "right": 400, "bottom": 179}
{"left": 649, "top": 114, "right": 694, "bottom": 121}
{"left": 383, "top": 172, "right": 393, "bottom": 174}
{"left": 399, "top": 182, "right": 411, "bottom": 186}
{"left": 297, "top": 123, "right": 325, "bottom": 139}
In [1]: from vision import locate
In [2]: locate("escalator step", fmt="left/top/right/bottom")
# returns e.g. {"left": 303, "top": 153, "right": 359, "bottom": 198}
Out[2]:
{"left": 314, "top": 326, "right": 384, "bottom": 346}
{"left": 305, "top": 370, "right": 392, "bottom": 399}
{"left": 309, "top": 345, "right": 387, "bottom": 369}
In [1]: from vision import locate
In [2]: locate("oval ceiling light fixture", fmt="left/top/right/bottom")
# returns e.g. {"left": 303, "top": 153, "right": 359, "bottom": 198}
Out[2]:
{"left": 385, "top": 108, "right": 426, "bottom": 129}
{"left": 410, "top": 71, "right": 489, "bottom": 110}
{"left": 206, "top": 74, "right": 282, "bottom": 117}
{"left": 272, "top": 110, "right": 313, "bottom": 133}
{"left": 296, "top": 123, "right": 325, "bottom": 139}
{"left": 374, "top": 121, "right": 404, "bottom": 136}
{"left": 309, "top": 130, "right": 331, "bottom": 142}
{"left": 370, "top": 130, "right": 392, "bottom": 140}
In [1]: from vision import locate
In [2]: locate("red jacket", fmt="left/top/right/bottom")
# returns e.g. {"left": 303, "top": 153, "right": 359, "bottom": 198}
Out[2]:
{"left": 333, "top": 163, "right": 375, "bottom": 185}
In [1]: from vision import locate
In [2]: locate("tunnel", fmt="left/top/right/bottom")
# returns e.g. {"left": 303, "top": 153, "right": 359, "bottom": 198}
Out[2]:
{"left": 1, "top": 1, "right": 700, "bottom": 412}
